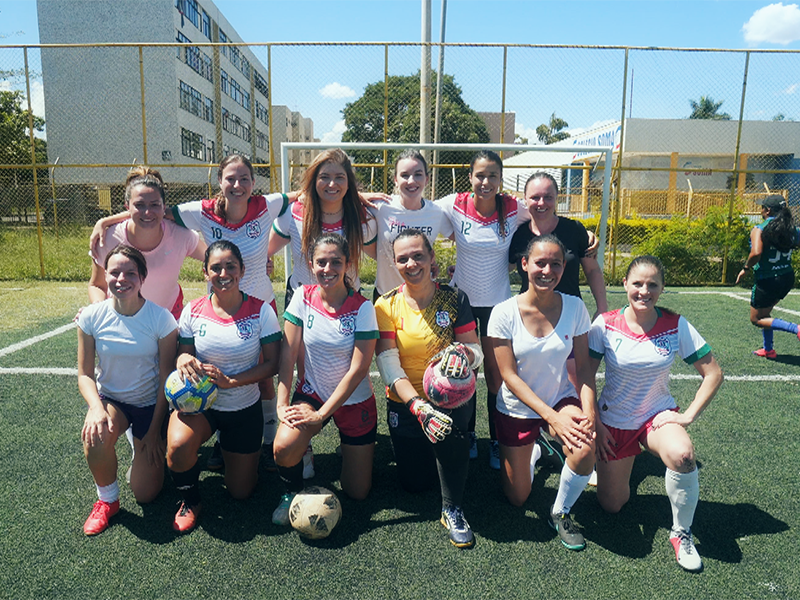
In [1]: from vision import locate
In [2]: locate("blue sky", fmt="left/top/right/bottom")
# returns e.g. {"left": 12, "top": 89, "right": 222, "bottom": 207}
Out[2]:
{"left": 2, "top": 0, "right": 800, "bottom": 141}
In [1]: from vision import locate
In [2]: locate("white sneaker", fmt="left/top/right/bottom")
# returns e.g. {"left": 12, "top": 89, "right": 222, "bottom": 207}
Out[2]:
{"left": 529, "top": 442, "right": 542, "bottom": 484}
{"left": 489, "top": 440, "right": 501, "bottom": 470}
{"left": 272, "top": 493, "right": 296, "bottom": 526}
{"left": 670, "top": 529, "right": 703, "bottom": 572}
{"left": 302, "top": 445, "right": 315, "bottom": 479}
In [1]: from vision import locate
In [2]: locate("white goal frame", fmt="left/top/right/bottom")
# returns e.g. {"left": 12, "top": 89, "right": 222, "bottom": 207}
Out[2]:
{"left": 279, "top": 142, "right": 613, "bottom": 278}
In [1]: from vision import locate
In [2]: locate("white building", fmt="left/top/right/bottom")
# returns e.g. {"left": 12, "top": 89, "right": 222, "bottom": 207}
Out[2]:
{"left": 37, "top": 0, "right": 313, "bottom": 186}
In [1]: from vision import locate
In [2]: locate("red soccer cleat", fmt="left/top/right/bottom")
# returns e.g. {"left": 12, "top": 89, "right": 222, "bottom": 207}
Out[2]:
{"left": 83, "top": 499, "right": 120, "bottom": 536}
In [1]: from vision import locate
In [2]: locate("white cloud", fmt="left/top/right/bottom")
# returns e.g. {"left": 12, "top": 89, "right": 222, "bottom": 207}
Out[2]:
{"left": 513, "top": 122, "right": 542, "bottom": 145}
{"left": 320, "top": 119, "right": 347, "bottom": 143}
{"left": 742, "top": 3, "right": 800, "bottom": 45}
{"left": 782, "top": 83, "right": 798, "bottom": 94}
{"left": 319, "top": 82, "right": 356, "bottom": 99}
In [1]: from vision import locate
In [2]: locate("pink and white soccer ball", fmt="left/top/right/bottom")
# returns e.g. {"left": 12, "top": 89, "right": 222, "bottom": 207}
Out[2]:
{"left": 422, "top": 358, "right": 476, "bottom": 410}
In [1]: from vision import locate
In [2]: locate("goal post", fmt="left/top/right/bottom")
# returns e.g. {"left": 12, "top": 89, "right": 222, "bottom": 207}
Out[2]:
{"left": 279, "top": 141, "right": 613, "bottom": 276}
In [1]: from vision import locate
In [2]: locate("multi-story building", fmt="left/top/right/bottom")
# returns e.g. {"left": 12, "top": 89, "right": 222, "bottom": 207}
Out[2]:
{"left": 37, "top": 0, "right": 313, "bottom": 186}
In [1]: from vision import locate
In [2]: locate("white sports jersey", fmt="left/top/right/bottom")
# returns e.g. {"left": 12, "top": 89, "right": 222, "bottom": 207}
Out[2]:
{"left": 78, "top": 299, "right": 177, "bottom": 407}
{"left": 488, "top": 293, "right": 590, "bottom": 419}
{"left": 272, "top": 202, "right": 377, "bottom": 290}
{"left": 437, "top": 192, "right": 529, "bottom": 307}
{"left": 285, "top": 285, "right": 379, "bottom": 406}
{"left": 370, "top": 196, "right": 454, "bottom": 294}
{"left": 588, "top": 308, "right": 711, "bottom": 430}
{"left": 172, "top": 194, "right": 289, "bottom": 303}
{"left": 178, "top": 294, "right": 282, "bottom": 412}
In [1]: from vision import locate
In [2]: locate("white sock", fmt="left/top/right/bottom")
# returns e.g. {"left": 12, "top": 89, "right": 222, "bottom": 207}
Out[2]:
{"left": 125, "top": 427, "right": 135, "bottom": 454}
{"left": 529, "top": 443, "right": 542, "bottom": 485}
{"left": 215, "top": 430, "right": 221, "bottom": 444}
{"left": 665, "top": 468, "right": 699, "bottom": 534}
{"left": 96, "top": 480, "right": 120, "bottom": 503}
{"left": 262, "top": 397, "right": 278, "bottom": 445}
{"left": 552, "top": 463, "right": 591, "bottom": 514}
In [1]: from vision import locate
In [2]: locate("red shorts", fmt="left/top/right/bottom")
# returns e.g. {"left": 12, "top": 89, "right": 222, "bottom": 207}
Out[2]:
{"left": 602, "top": 409, "right": 678, "bottom": 461}
{"left": 169, "top": 286, "right": 185, "bottom": 321}
{"left": 494, "top": 397, "right": 581, "bottom": 447}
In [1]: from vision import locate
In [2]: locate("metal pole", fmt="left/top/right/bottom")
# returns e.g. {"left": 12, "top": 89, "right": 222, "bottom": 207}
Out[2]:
{"left": 383, "top": 44, "right": 389, "bottom": 193}
{"left": 432, "top": 0, "right": 447, "bottom": 200}
{"left": 723, "top": 51, "right": 750, "bottom": 284}
{"left": 50, "top": 157, "right": 59, "bottom": 239}
{"left": 611, "top": 48, "right": 630, "bottom": 280}
{"left": 267, "top": 45, "right": 277, "bottom": 192}
{"left": 138, "top": 46, "right": 148, "bottom": 164}
{"left": 499, "top": 46, "right": 508, "bottom": 160}
{"left": 24, "top": 48, "right": 45, "bottom": 278}
{"left": 420, "top": 0, "right": 432, "bottom": 162}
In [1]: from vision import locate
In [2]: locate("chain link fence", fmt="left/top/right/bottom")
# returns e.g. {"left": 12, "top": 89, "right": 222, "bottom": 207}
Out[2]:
{"left": 1, "top": 41, "right": 799, "bottom": 283}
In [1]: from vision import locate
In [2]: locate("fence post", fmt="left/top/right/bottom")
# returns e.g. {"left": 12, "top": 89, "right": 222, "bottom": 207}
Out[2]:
{"left": 723, "top": 50, "right": 750, "bottom": 284}
{"left": 611, "top": 47, "right": 630, "bottom": 280}
{"left": 499, "top": 46, "right": 508, "bottom": 160}
{"left": 138, "top": 46, "right": 149, "bottom": 164}
{"left": 267, "top": 45, "right": 276, "bottom": 192}
{"left": 383, "top": 44, "right": 389, "bottom": 193}
{"left": 24, "top": 48, "right": 45, "bottom": 278}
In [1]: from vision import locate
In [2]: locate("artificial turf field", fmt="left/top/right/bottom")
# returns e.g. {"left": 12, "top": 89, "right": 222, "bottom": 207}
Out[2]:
{"left": 1, "top": 282, "right": 799, "bottom": 600}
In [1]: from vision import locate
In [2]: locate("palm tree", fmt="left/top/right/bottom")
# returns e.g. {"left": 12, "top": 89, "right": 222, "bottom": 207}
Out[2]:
{"left": 688, "top": 96, "right": 731, "bottom": 120}
{"left": 536, "top": 112, "right": 570, "bottom": 144}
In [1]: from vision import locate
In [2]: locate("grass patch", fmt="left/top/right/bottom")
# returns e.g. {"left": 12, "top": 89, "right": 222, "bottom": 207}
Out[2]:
{"left": 1, "top": 286, "right": 799, "bottom": 599}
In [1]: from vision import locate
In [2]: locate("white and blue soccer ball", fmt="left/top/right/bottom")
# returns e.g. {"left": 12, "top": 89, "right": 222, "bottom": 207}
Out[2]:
{"left": 164, "top": 369, "right": 218, "bottom": 414}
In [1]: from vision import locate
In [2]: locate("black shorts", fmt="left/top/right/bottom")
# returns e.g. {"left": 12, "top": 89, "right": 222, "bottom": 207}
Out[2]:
{"left": 203, "top": 401, "right": 263, "bottom": 454}
{"left": 101, "top": 395, "right": 166, "bottom": 441}
{"left": 751, "top": 271, "right": 794, "bottom": 309}
{"left": 471, "top": 305, "right": 494, "bottom": 338}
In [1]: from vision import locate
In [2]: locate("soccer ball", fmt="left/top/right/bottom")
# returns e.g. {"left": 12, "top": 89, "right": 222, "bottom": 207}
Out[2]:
{"left": 289, "top": 486, "right": 342, "bottom": 539}
{"left": 164, "top": 369, "right": 218, "bottom": 414}
{"left": 422, "top": 358, "right": 476, "bottom": 410}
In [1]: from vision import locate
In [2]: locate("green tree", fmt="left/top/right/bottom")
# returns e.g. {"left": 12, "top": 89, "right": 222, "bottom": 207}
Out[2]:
{"left": 0, "top": 89, "right": 47, "bottom": 187}
{"left": 688, "top": 95, "right": 731, "bottom": 120}
{"left": 341, "top": 72, "right": 489, "bottom": 169}
{"left": 535, "top": 112, "right": 570, "bottom": 145}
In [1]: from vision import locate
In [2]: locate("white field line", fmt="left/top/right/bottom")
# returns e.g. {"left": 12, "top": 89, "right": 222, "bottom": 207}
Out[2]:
{"left": 0, "top": 322, "right": 76, "bottom": 358}
{"left": 2, "top": 367, "right": 799, "bottom": 382}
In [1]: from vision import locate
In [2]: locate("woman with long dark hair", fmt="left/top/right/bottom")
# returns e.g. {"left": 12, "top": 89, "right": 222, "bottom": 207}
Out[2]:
{"left": 736, "top": 194, "right": 800, "bottom": 358}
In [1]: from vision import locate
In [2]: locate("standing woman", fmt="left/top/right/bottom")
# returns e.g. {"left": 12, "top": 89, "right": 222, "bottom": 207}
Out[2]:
{"left": 488, "top": 234, "right": 596, "bottom": 551}
{"left": 91, "top": 157, "right": 294, "bottom": 467}
{"left": 269, "top": 148, "right": 377, "bottom": 305}
{"left": 370, "top": 150, "right": 453, "bottom": 298}
{"left": 89, "top": 167, "right": 205, "bottom": 320}
{"left": 166, "top": 240, "right": 282, "bottom": 533}
{"left": 77, "top": 245, "right": 178, "bottom": 535}
{"left": 271, "top": 234, "right": 379, "bottom": 525}
{"left": 589, "top": 255, "right": 723, "bottom": 571}
{"left": 375, "top": 229, "right": 484, "bottom": 548}
{"left": 509, "top": 172, "right": 607, "bottom": 316}
{"left": 436, "top": 150, "right": 530, "bottom": 468}
{"left": 736, "top": 194, "right": 800, "bottom": 358}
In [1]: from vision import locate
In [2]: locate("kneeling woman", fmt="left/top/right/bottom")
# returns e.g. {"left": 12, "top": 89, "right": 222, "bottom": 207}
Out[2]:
{"left": 271, "top": 233, "right": 379, "bottom": 525}
{"left": 77, "top": 245, "right": 178, "bottom": 535}
{"left": 167, "top": 240, "right": 282, "bottom": 533}
{"left": 588, "top": 255, "right": 722, "bottom": 571}
{"left": 374, "top": 229, "right": 483, "bottom": 549}
{"left": 488, "top": 234, "right": 596, "bottom": 551}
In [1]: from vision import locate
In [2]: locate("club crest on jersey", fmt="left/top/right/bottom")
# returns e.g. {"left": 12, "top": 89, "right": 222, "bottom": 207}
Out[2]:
{"left": 435, "top": 310, "right": 450, "bottom": 328}
{"left": 246, "top": 221, "right": 261, "bottom": 239}
{"left": 497, "top": 220, "right": 511, "bottom": 237}
{"left": 338, "top": 314, "right": 356, "bottom": 336}
{"left": 301, "top": 381, "right": 315, "bottom": 396}
{"left": 236, "top": 319, "right": 254, "bottom": 340}
{"left": 653, "top": 336, "right": 671, "bottom": 356}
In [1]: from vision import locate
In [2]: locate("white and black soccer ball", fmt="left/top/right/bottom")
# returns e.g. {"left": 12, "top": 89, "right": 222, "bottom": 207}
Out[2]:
{"left": 289, "top": 486, "right": 342, "bottom": 539}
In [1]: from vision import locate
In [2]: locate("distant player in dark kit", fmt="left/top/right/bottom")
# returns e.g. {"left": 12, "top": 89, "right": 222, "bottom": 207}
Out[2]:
{"left": 736, "top": 194, "right": 800, "bottom": 358}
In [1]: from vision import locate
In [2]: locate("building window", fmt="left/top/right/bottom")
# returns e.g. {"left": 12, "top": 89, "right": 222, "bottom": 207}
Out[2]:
{"left": 204, "top": 97, "right": 214, "bottom": 123}
{"left": 176, "top": 0, "right": 199, "bottom": 28}
{"left": 242, "top": 90, "right": 250, "bottom": 110}
{"left": 201, "top": 9, "right": 211, "bottom": 40}
{"left": 206, "top": 139, "right": 216, "bottom": 163}
{"left": 241, "top": 122, "right": 251, "bottom": 143}
{"left": 230, "top": 46, "right": 241, "bottom": 70}
{"left": 255, "top": 100, "right": 268, "bottom": 125}
{"left": 240, "top": 57, "right": 250, "bottom": 80}
{"left": 177, "top": 31, "right": 212, "bottom": 82}
{"left": 220, "top": 69, "right": 229, "bottom": 95}
{"left": 219, "top": 29, "right": 228, "bottom": 58}
{"left": 181, "top": 127, "right": 204, "bottom": 161}
{"left": 254, "top": 72, "right": 269, "bottom": 100}
{"left": 256, "top": 130, "right": 268, "bottom": 150}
